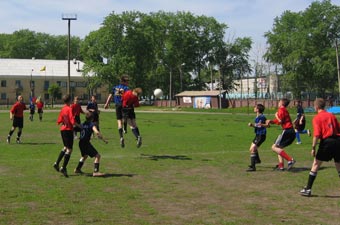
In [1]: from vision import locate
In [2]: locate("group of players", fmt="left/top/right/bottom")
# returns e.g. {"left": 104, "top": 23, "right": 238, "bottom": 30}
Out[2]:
{"left": 247, "top": 98, "right": 340, "bottom": 197}
{"left": 7, "top": 75, "right": 143, "bottom": 178}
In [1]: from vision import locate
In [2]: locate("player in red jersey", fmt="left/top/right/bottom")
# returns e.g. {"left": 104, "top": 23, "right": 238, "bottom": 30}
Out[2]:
{"left": 53, "top": 94, "right": 80, "bottom": 178}
{"left": 71, "top": 96, "right": 85, "bottom": 139}
{"left": 122, "top": 88, "right": 143, "bottom": 148}
{"left": 300, "top": 98, "right": 340, "bottom": 196}
{"left": 267, "top": 98, "right": 296, "bottom": 171}
{"left": 36, "top": 98, "right": 44, "bottom": 121}
{"left": 6, "top": 95, "right": 28, "bottom": 144}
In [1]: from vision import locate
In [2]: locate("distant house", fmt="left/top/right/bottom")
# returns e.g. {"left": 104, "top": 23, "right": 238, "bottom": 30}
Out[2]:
{"left": 175, "top": 90, "right": 228, "bottom": 109}
{"left": 0, "top": 58, "right": 109, "bottom": 104}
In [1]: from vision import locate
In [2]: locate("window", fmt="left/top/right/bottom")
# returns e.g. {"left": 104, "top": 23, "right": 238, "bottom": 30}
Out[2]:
{"left": 1, "top": 80, "right": 6, "bottom": 87}
{"left": 1, "top": 93, "right": 6, "bottom": 100}
{"left": 44, "top": 81, "right": 49, "bottom": 90}
{"left": 57, "top": 81, "right": 67, "bottom": 87}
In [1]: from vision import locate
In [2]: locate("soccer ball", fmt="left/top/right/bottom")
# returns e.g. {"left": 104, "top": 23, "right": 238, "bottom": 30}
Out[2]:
{"left": 153, "top": 88, "right": 163, "bottom": 98}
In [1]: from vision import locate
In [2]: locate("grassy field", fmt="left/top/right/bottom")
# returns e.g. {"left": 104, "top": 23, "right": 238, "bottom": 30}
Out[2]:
{"left": 0, "top": 108, "right": 339, "bottom": 225}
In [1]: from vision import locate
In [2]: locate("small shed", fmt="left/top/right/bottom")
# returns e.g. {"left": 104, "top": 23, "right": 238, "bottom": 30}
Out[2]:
{"left": 175, "top": 90, "right": 228, "bottom": 109}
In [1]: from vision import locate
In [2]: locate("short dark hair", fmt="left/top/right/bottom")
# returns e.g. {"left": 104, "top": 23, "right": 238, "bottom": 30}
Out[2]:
{"left": 121, "top": 75, "right": 129, "bottom": 83}
{"left": 281, "top": 98, "right": 290, "bottom": 107}
{"left": 257, "top": 104, "right": 265, "bottom": 113}
{"left": 63, "top": 94, "right": 71, "bottom": 104}
{"left": 314, "top": 98, "right": 326, "bottom": 110}
{"left": 85, "top": 111, "right": 94, "bottom": 122}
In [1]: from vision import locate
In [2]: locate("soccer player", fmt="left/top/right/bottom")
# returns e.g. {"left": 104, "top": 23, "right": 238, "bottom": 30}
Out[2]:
{"left": 7, "top": 95, "right": 27, "bottom": 144}
{"left": 29, "top": 99, "right": 35, "bottom": 121}
{"left": 300, "top": 98, "right": 340, "bottom": 197}
{"left": 266, "top": 98, "right": 296, "bottom": 171}
{"left": 71, "top": 96, "right": 85, "bottom": 138}
{"left": 122, "top": 87, "right": 143, "bottom": 148}
{"left": 104, "top": 75, "right": 130, "bottom": 148}
{"left": 74, "top": 112, "right": 107, "bottom": 177}
{"left": 294, "top": 100, "right": 311, "bottom": 144}
{"left": 53, "top": 94, "right": 79, "bottom": 178}
{"left": 246, "top": 104, "right": 269, "bottom": 172}
{"left": 87, "top": 95, "right": 100, "bottom": 131}
{"left": 36, "top": 98, "right": 44, "bottom": 121}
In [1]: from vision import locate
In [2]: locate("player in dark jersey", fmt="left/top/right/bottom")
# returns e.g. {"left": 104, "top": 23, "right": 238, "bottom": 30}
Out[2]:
{"left": 294, "top": 100, "right": 310, "bottom": 144}
{"left": 7, "top": 95, "right": 28, "bottom": 144}
{"left": 122, "top": 88, "right": 142, "bottom": 148}
{"left": 104, "top": 75, "right": 130, "bottom": 148}
{"left": 87, "top": 95, "right": 100, "bottom": 131}
{"left": 267, "top": 98, "right": 296, "bottom": 171}
{"left": 71, "top": 96, "right": 85, "bottom": 139}
{"left": 74, "top": 111, "right": 107, "bottom": 177}
{"left": 246, "top": 104, "right": 269, "bottom": 172}
{"left": 300, "top": 98, "right": 340, "bottom": 196}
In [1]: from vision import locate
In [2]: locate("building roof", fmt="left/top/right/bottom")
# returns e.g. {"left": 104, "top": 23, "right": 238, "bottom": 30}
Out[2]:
{"left": 0, "top": 58, "right": 85, "bottom": 77}
{"left": 175, "top": 90, "right": 227, "bottom": 97}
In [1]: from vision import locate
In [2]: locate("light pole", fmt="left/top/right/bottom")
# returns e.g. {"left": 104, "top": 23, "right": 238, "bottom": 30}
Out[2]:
{"left": 62, "top": 13, "right": 77, "bottom": 95}
{"left": 169, "top": 68, "right": 172, "bottom": 107}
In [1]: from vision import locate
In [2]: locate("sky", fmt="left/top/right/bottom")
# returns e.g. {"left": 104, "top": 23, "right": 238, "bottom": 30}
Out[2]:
{"left": 1, "top": 0, "right": 340, "bottom": 50}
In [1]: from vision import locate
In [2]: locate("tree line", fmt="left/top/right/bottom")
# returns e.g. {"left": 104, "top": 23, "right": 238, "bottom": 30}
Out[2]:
{"left": 1, "top": 0, "right": 340, "bottom": 101}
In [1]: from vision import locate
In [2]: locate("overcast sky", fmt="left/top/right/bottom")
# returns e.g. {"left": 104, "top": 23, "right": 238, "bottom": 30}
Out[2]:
{"left": 1, "top": 0, "right": 339, "bottom": 49}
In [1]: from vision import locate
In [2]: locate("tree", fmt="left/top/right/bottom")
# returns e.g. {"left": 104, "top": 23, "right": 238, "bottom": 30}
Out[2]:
{"left": 48, "top": 84, "right": 61, "bottom": 107}
{"left": 265, "top": 0, "right": 340, "bottom": 99}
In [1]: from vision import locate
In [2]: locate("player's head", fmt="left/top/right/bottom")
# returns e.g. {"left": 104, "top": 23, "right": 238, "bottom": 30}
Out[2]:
{"left": 314, "top": 98, "right": 326, "bottom": 110}
{"left": 17, "top": 95, "right": 23, "bottom": 102}
{"left": 74, "top": 96, "right": 79, "bottom": 102}
{"left": 63, "top": 94, "right": 71, "bottom": 104}
{"left": 256, "top": 104, "right": 265, "bottom": 113}
{"left": 280, "top": 98, "right": 290, "bottom": 107}
{"left": 85, "top": 111, "right": 94, "bottom": 122}
{"left": 121, "top": 75, "right": 129, "bottom": 84}
{"left": 133, "top": 87, "right": 142, "bottom": 96}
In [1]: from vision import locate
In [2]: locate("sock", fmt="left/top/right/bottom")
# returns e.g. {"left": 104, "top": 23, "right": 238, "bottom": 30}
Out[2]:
{"left": 132, "top": 128, "right": 139, "bottom": 139}
{"left": 94, "top": 163, "right": 99, "bottom": 173}
{"left": 296, "top": 132, "right": 301, "bottom": 142}
{"left": 255, "top": 152, "right": 261, "bottom": 163}
{"left": 8, "top": 130, "right": 14, "bottom": 137}
{"left": 124, "top": 121, "right": 127, "bottom": 131}
{"left": 278, "top": 162, "right": 284, "bottom": 169}
{"left": 279, "top": 150, "right": 293, "bottom": 161}
{"left": 76, "top": 161, "right": 84, "bottom": 170}
{"left": 62, "top": 153, "right": 71, "bottom": 169}
{"left": 338, "top": 171, "right": 340, "bottom": 177}
{"left": 118, "top": 128, "right": 123, "bottom": 138}
{"left": 250, "top": 154, "right": 256, "bottom": 168}
{"left": 55, "top": 150, "right": 66, "bottom": 165}
{"left": 306, "top": 171, "right": 317, "bottom": 189}
{"left": 17, "top": 130, "right": 22, "bottom": 138}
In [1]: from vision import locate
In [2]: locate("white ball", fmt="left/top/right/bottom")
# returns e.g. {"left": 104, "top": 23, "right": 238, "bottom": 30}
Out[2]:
{"left": 153, "top": 88, "right": 163, "bottom": 98}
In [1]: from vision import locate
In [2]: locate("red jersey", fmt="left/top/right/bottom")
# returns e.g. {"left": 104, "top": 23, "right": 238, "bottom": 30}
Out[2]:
{"left": 272, "top": 106, "right": 293, "bottom": 129}
{"left": 10, "top": 101, "right": 27, "bottom": 118}
{"left": 313, "top": 110, "right": 340, "bottom": 140}
{"left": 36, "top": 101, "right": 44, "bottom": 109}
{"left": 57, "top": 104, "right": 75, "bottom": 131}
{"left": 122, "top": 90, "right": 140, "bottom": 108}
{"left": 71, "top": 103, "right": 84, "bottom": 116}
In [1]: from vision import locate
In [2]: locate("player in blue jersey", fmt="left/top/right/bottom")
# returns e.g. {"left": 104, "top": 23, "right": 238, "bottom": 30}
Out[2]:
{"left": 104, "top": 75, "right": 130, "bottom": 147}
{"left": 74, "top": 112, "right": 108, "bottom": 177}
{"left": 246, "top": 104, "right": 269, "bottom": 172}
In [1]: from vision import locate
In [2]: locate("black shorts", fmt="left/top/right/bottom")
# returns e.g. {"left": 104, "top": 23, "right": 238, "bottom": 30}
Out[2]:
{"left": 79, "top": 141, "right": 98, "bottom": 158}
{"left": 122, "top": 108, "right": 136, "bottom": 120}
{"left": 115, "top": 104, "right": 123, "bottom": 120}
{"left": 13, "top": 117, "right": 24, "bottom": 128}
{"left": 38, "top": 109, "right": 43, "bottom": 114}
{"left": 61, "top": 130, "right": 74, "bottom": 149}
{"left": 316, "top": 137, "right": 340, "bottom": 162}
{"left": 274, "top": 128, "right": 296, "bottom": 148}
{"left": 294, "top": 119, "right": 306, "bottom": 131}
{"left": 252, "top": 134, "right": 266, "bottom": 147}
{"left": 30, "top": 109, "right": 35, "bottom": 114}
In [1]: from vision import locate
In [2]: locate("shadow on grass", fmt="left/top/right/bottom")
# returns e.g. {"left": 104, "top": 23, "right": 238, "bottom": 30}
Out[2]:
{"left": 82, "top": 173, "right": 135, "bottom": 178}
{"left": 18, "top": 142, "right": 57, "bottom": 145}
{"left": 140, "top": 153, "right": 192, "bottom": 161}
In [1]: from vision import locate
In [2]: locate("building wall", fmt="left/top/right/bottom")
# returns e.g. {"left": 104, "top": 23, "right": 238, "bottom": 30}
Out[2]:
{"left": 0, "top": 75, "right": 110, "bottom": 105}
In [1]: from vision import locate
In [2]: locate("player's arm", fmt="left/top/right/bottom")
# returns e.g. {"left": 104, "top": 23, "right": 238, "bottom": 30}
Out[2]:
{"left": 104, "top": 94, "right": 113, "bottom": 109}
{"left": 92, "top": 126, "right": 108, "bottom": 143}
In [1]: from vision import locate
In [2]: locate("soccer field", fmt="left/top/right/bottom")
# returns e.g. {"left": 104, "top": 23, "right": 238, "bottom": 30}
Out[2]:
{"left": 0, "top": 110, "right": 339, "bottom": 225}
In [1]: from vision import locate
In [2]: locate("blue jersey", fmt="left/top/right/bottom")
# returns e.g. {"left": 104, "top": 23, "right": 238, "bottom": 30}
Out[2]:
{"left": 254, "top": 114, "right": 267, "bottom": 135}
{"left": 79, "top": 121, "right": 94, "bottom": 143}
{"left": 112, "top": 84, "right": 129, "bottom": 105}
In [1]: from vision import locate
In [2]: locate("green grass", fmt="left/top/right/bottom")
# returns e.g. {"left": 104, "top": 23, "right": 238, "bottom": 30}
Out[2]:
{"left": 0, "top": 109, "right": 339, "bottom": 225}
